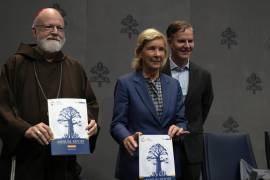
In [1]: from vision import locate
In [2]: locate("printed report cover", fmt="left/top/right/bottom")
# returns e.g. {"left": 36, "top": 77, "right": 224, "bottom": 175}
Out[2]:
{"left": 139, "top": 135, "right": 176, "bottom": 180}
{"left": 48, "top": 98, "right": 90, "bottom": 155}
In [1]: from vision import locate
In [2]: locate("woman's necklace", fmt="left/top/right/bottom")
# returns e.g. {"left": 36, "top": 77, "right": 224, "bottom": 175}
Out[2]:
{"left": 33, "top": 61, "right": 63, "bottom": 100}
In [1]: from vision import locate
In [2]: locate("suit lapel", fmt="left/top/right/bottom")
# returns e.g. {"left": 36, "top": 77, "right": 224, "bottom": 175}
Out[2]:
{"left": 162, "top": 59, "right": 172, "bottom": 76}
{"left": 133, "top": 72, "right": 159, "bottom": 121}
{"left": 160, "top": 74, "right": 170, "bottom": 125}
{"left": 185, "top": 62, "right": 197, "bottom": 105}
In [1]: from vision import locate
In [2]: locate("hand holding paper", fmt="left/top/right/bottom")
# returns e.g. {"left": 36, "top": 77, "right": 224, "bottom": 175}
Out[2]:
{"left": 25, "top": 122, "right": 53, "bottom": 145}
{"left": 86, "top": 119, "right": 98, "bottom": 137}
{"left": 168, "top": 124, "right": 190, "bottom": 138}
{"left": 123, "top": 132, "right": 143, "bottom": 156}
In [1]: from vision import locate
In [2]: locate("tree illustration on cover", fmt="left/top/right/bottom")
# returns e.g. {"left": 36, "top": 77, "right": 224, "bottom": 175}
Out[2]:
{"left": 146, "top": 143, "right": 169, "bottom": 177}
{"left": 57, "top": 107, "right": 82, "bottom": 138}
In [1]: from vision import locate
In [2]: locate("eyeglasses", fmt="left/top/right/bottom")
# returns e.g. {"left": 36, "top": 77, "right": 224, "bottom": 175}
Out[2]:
{"left": 35, "top": 24, "right": 65, "bottom": 33}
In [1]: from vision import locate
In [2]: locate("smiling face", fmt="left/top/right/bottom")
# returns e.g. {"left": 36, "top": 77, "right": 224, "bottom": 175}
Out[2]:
{"left": 168, "top": 28, "right": 194, "bottom": 64}
{"left": 32, "top": 8, "right": 65, "bottom": 53}
{"left": 140, "top": 38, "right": 166, "bottom": 72}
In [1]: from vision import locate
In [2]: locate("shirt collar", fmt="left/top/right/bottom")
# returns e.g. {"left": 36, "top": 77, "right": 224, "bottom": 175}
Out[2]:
{"left": 144, "top": 76, "right": 161, "bottom": 84}
{"left": 169, "top": 56, "right": 190, "bottom": 71}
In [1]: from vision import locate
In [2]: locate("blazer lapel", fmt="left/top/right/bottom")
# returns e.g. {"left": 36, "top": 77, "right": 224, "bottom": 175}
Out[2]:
{"left": 160, "top": 74, "right": 170, "bottom": 125}
{"left": 133, "top": 72, "right": 159, "bottom": 121}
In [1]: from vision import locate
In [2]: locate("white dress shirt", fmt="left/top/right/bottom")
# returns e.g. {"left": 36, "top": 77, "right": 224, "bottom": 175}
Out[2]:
{"left": 169, "top": 57, "right": 189, "bottom": 99}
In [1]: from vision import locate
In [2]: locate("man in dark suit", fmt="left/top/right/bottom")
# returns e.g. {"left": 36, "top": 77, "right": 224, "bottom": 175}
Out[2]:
{"left": 162, "top": 20, "right": 214, "bottom": 180}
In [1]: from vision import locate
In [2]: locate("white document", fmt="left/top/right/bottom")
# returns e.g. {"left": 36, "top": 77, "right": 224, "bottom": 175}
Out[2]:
{"left": 48, "top": 98, "right": 89, "bottom": 155}
{"left": 139, "top": 135, "right": 176, "bottom": 180}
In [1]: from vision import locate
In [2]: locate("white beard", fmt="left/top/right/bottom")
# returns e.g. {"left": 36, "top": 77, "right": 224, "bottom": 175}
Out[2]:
{"left": 37, "top": 38, "right": 66, "bottom": 53}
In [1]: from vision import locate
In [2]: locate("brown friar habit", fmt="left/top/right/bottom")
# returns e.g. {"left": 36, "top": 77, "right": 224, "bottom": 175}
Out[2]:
{"left": 0, "top": 43, "right": 99, "bottom": 180}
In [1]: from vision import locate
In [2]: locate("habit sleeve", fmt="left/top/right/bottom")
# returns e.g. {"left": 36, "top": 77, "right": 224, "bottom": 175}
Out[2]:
{"left": 0, "top": 57, "right": 31, "bottom": 154}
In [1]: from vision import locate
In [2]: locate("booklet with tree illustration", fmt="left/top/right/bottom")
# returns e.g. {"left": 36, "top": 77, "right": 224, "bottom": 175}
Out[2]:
{"left": 48, "top": 98, "right": 90, "bottom": 155}
{"left": 139, "top": 135, "right": 176, "bottom": 180}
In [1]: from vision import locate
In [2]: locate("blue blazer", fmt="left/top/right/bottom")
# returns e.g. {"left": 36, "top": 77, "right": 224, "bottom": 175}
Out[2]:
{"left": 110, "top": 71, "right": 187, "bottom": 180}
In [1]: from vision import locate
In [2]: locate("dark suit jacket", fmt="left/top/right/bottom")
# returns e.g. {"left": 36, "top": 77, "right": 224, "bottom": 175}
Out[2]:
{"left": 110, "top": 72, "right": 187, "bottom": 179}
{"left": 162, "top": 60, "right": 214, "bottom": 163}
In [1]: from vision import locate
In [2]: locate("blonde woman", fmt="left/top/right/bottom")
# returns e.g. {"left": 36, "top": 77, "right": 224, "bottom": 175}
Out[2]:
{"left": 110, "top": 28, "right": 188, "bottom": 180}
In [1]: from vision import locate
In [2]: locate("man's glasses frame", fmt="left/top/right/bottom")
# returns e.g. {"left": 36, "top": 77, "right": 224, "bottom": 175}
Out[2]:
{"left": 35, "top": 24, "right": 65, "bottom": 33}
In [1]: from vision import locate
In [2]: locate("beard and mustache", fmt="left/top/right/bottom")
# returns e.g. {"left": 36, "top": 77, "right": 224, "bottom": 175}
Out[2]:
{"left": 37, "top": 36, "right": 66, "bottom": 53}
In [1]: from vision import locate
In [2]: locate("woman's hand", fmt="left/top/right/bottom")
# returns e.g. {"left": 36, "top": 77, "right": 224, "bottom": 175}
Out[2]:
{"left": 168, "top": 125, "right": 190, "bottom": 138}
{"left": 123, "top": 132, "right": 143, "bottom": 156}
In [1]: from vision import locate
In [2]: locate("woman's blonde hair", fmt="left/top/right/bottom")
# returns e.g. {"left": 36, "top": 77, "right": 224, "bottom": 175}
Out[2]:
{"left": 131, "top": 28, "right": 168, "bottom": 71}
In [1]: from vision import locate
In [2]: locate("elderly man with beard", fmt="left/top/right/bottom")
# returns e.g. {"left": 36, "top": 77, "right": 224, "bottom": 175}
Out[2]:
{"left": 0, "top": 8, "right": 99, "bottom": 180}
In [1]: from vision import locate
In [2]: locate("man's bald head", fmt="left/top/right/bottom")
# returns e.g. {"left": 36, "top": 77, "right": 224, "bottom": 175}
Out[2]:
{"left": 32, "top": 8, "right": 66, "bottom": 54}
{"left": 32, "top": 8, "right": 64, "bottom": 28}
